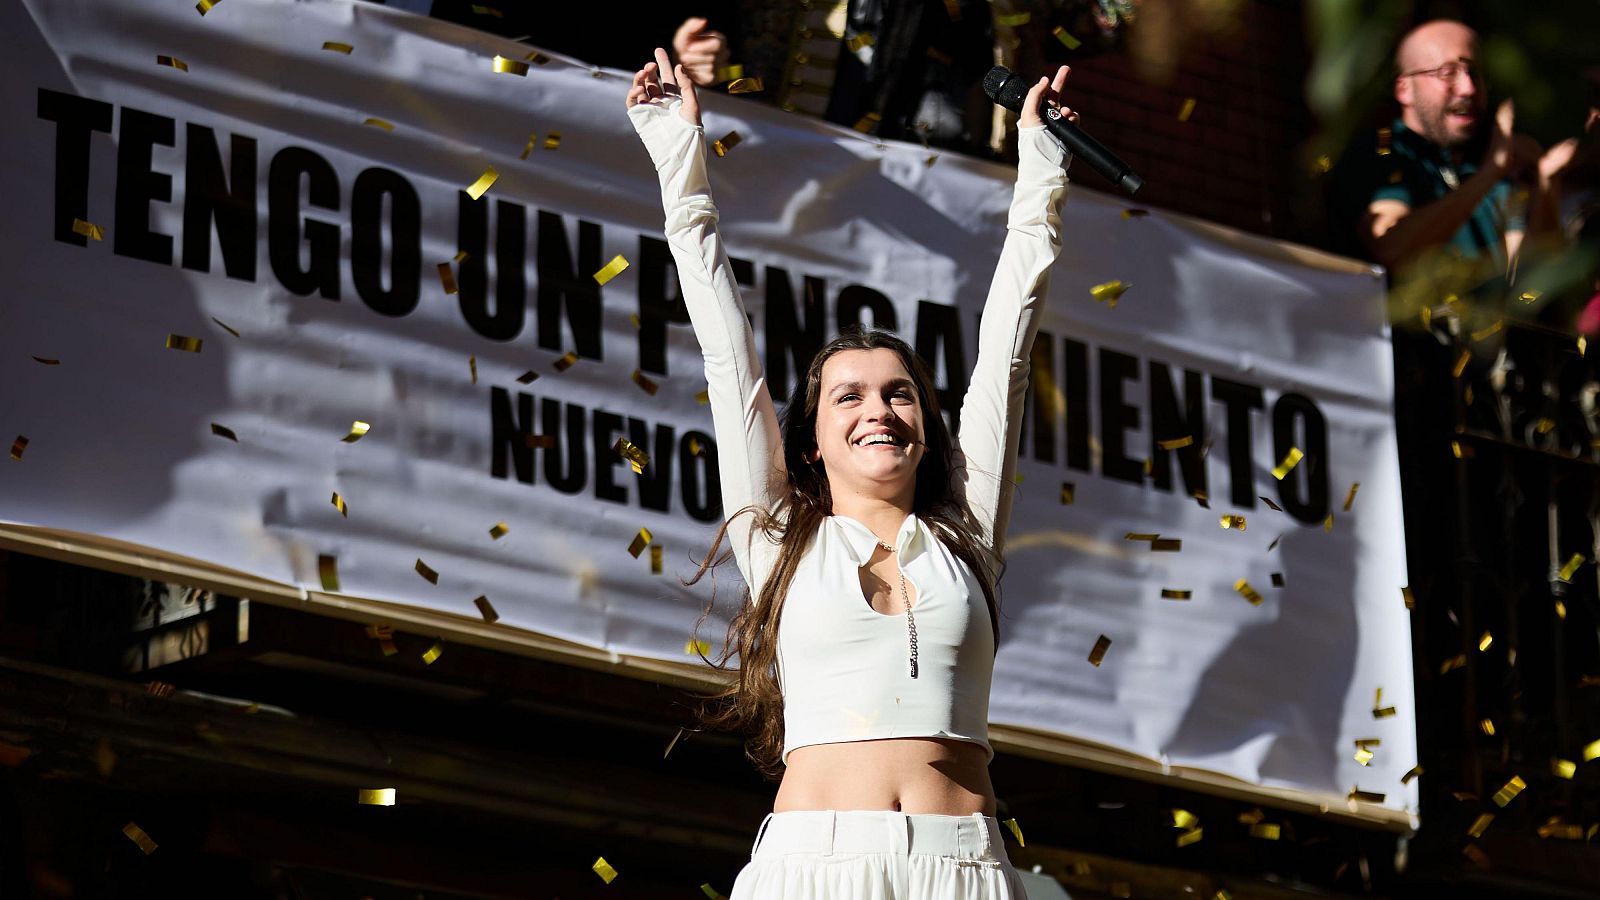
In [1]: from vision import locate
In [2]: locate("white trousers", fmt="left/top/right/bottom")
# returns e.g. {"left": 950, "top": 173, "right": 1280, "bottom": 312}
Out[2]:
{"left": 730, "top": 810, "right": 1030, "bottom": 899}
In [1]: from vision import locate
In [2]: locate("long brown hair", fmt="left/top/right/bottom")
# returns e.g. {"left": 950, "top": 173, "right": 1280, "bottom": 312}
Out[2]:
{"left": 689, "top": 328, "right": 1000, "bottom": 779}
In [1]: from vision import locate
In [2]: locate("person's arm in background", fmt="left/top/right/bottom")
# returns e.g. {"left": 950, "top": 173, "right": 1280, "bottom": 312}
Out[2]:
{"left": 672, "top": 16, "right": 731, "bottom": 87}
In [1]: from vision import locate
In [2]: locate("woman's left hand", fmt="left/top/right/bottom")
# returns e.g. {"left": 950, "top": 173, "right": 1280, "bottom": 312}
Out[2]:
{"left": 1018, "top": 65, "right": 1076, "bottom": 129}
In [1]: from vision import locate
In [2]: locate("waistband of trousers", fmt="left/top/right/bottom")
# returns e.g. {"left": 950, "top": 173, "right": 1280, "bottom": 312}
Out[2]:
{"left": 750, "top": 810, "right": 1008, "bottom": 862}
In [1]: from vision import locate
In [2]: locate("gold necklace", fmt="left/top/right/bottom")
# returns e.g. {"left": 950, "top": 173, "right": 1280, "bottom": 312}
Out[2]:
{"left": 877, "top": 540, "right": 919, "bottom": 679}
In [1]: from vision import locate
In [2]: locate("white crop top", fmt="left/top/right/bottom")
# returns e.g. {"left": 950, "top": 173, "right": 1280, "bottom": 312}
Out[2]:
{"left": 628, "top": 96, "right": 1070, "bottom": 763}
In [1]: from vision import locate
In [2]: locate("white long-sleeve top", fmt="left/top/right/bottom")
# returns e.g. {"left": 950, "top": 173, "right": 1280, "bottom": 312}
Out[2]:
{"left": 629, "top": 99, "right": 1069, "bottom": 761}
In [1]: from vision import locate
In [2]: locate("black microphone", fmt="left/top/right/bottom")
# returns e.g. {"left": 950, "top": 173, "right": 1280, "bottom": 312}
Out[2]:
{"left": 983, "top": 66, "right": 1144, "bottom": 196}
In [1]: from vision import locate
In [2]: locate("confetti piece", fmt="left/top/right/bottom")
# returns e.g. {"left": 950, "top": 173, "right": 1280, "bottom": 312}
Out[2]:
{"left": 1267, "top": 534, "right": 1283, "bottom": 551}
{"left": 196, "top": 0, "right": 220, "bottom": 14}
{"left": 1348, "top": 788, "right": 1386, "bottom": 803}
{"left": 1176, "top": 826, "right": 1203, "bottom": 847}
{"left": 1537, "top": 818, "right": 1584, "bottom": 839}
{"left": 592, "top": 857, "right": 618, "bottom": 884}
{"left": 1323, "top": 513, "right": 1335, "bottom": 532}
{"left": 1090, "top": 281, "right": 1129, "bottom": 307}
{"left": 1343, "top": 483, "right": 1360, "bottom": 511}
{"left": 1151, "top": 538, "right": 1182, "bottom": 552}
{"left": 470, "top": 4, "right": 502, "bottom": 15}
{"left": 1582, "top": 738, "right": 1600, "bottom": 762}
{"left": 1236, "top": 808, "right": 1263, "bottom": 826}
{"left": 122, "top": 822, "right": 158, "bottom": 854}
{"left": 687, "top": 437, "right": 704, "bottom": 457}
{"left": 1121, "top": 208, "right": 1149, "bottom": 218}
{"left": 1235, "top": 579, "right": 1263, "bottom": 605}
{"left": 209, "top": 317, "right": 240, "bottom": 338}
{"left": 1440, "top": 653, "right": 1467, "bottom": 673}
{"left": 488, "top": 521, "right": 509, "bottom": 540}
{"left": 1401, "top": 765, "right": 1423, "bottom": 785}
{"left": 1220, "top": 515, "right": 1246, "bottom": 530}
{"left": 516, "top": 370, "right": 539, "bottom": 384}
{"left": 1558, "top": 553, "right": 1584, "bottom": 582}
{"left": 331, "top": 492, "right": 348, "bottom": 517}
{"left": 1270, "top": 572, "right": 1285, "bottom": 587}
{"left": 71, "top": 218, "right": 104, "bottom": 241}
{"left": 31, "top": 356, "right": 60, "bottom": 365}
{"left": 1178, "top": 98, "right": 1197, "bottom": 122}
{"left": 1157, "top": 436, "right": 1193, "bottom": 450}
{"left": 543, "top": 132, "right": 561, "bottom": 150}
{"left": 715, "top": 63, "right": 744, "bottom": 82}
{"left": 853, "top": 112, "right": 882, "bottom": 133}
{"left": 1374, "top": 705, "right": 1396, "bottom": 718}
{"left": 632, "top": 369, "right": 660, "bottom": 395}
{"left": 713, "top": 131, "right": 743, "bottom": 157}
{"left": 1060, "top": 482, "right": 1075, "bottom": 504}
{"left": 1402, "top": 586, "right": 1415, "bottom": 609}
{"left": 469, "top": 354, "right": 477, "bottom": 385}
{"left": 365, "top": 624, "right": 392, "bottom": 640}
{"left": 1250, "top": 823, "right": 1281, "bottom": 840}
{"left": 701, "top": 885, "right": 728, "bottom": 900}
{"left": 614, "top": 438, "right": 650, "bottom": 474}
{"left": 1259, "top": 495, "right": 1283, "bottom": 511}
{"left": 318, "top": 555, "right": 340, "bottom": 591}
{"left": 1467, "top": 813, "right": 1494, "bottom": 838}
{"left": 695, "top": 389, "right": 710, "bottom": 404}
{"left": 358, "top": 788, "right": 395, "bottom": 806}
{"left": 145, "top": 681, "right": 175, "bottom": 698}
{"left": 996, "top": 11, "right": 1031, "bottom": 26}
{"left": 685, "top": 639, "right": 711, "bottom": 656}
{"left": 519, "top": 133, "right": 537, "bottom": 159}
{"left": 627, "top": 528, "right": 652, "bottom": 558}
{"left": 1002, "top": 817, "right": 1025, "bottom": 846}
{"left": 1491, "top": 776, "right": 1525, "bottom": 806}
{"left": 1087, "top": 635, "right": 1111, "bottom": 666}
{"left": 157, "top": 55, "right": 189, "bottom": 71}
{"left": 322, "top": 41, "right": 354, "bottom": 54}
{"left": 525, "top": 434, "right": 555, "bottom": 449}
{"left": 341, "top": 421, "right": 371, "bottom": 443}
{"left": 492, "top": 55, "right": 528, "bottom": 76}
{"left": 1519, "top": 290, "right": 1541, "bottom": 304}
{"left": 1161, "top": 589, "right": 1192, "bottom": 600}
{"left": 166, "top": 334, "right": 202, "bottom": 353}
{"left": 1125, "top": 532, "right": 1160, "bottom": 542}
{"left": 664, "top": 727, "right": 685, "bottom": 758}
{"left": 1552, "top": 758, "right": 1576, "bottom": 779}
{"left": 1271, "top": 447, "right": 1303, "bottom": 480}
{"left": 380, "top": 640, "right": 397, "bottom": 656}
{"left": 421, "top": 641, "right": 443, "bottom": 665}
{"left": 1172, "top": 809, "right": 1198, "bottom": 830}
{"left": 727, "top": 78, "right": 764, "bottom": 94}
{"left": 465, "top": 166, "right": 499, "bottom": 200}
{"left": 1471, "top": 320, "right": 1503, "bottom": 342}
{"left": 1052, "top": 25, "right": 1082, "bottom": 49}
{"left": 473, "top": 595, "right": 499, "bottom": 622}
{"left": 1314, "top": 154, "right": 1332, "bottom": 173}
{"left": 207, "top": 423, "right": 238, "bottom": 442}
{"left": 651, "top": 544, "right": 664, "bottom": 575}
{"left": 415, "top": 559, "right": 439, "bottom": 584}
{"left": 1354, "top": 748, "right": 1374, "bottom": 766}
{"left": 1480, "top": 718, "right": 1495, "bottom": 736}
{"left": 1462, "top": 844, "right": 1489, "bottom": 866}
{"left": 1478, "top": 631, "right": 1493, "bottom": 652}
{"left": 593, "top": 254, "right": 630, "bottom": 285}
{"left": 847, "top": 32, "right": 875, "bottom": 52}
{"left": 363, "top": 117, "right": 394, "bottom": 131}
{"left": 437, "top": 262, "right": 458, "bottom": 295}
{"left": 1555, "top": 599, "right": 1567, "bottom": 619}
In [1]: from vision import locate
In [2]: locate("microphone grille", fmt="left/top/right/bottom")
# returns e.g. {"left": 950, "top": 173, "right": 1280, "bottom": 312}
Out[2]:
{"left": 981, "top": 66, "right": 1028, "bottom": 113}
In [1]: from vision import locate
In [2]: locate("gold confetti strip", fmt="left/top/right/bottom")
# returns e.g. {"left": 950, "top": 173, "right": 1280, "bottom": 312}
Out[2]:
{"left": 1537, "top": 818, "right": 1584, "bottom": 840}
{"left": 664, "top": 726, "right": 685, "bottom": 758}
{"left": 1461, "top": 844, "right": 1489, "bottom": 867}
{"left": 145, "top": 680, "right": 176, "bottom": 698}
{"left": 1002, "top": 817, "right": 1025, "bottom": 847}
{"left": 488, "top": 520, "right": 509, "bottom": 540}
{"left": 525, "top": 434, "right": 555, "bottom": 449}
{"left": 847, "top": 32, "right": 875, "bottom": 52}
{"left": 421, "top": 641, "right": 443, "bottom": 665}
{"left": 1220, "top": 515, "right": 1246, "bottom": 530}
{"left": 341, "top": 420, "right": 371, "bottom": 443}
{"left": 363, "top": 117, "right": 394, "bottom": 131}
{"left": 519, "top": 133, "right": 537, "bottom": 160}
{"left": 1401, "top": 765, "right": 1423, "bottom": 785}
{"left": 1238, "top": 808, "right": 1264, "bottom": 826}
{"left": 1348, "top": 788, "right": 1386, "bottom": 803}
{"left": 464, "top": 166, "right": 499, "bottom": 200}
{"left": 593, "top": 254, "right": 630, "bottom": 286}
{"left": 318, "top": 554, "right": 340, "bottom": 591}
{"left": 1060, "top": 482, "right": 1075, "bottom": 504}
{"left": 651, "top": 544, "right": 664, "bottom": 575}
{"left": 166, "top": 334, "right": 203, "bottom": 353}
{"left": 1477, "top": 631, "right": 1493, "bottom": 652}
{"left": 1314, "top": 154, "right": 1332, "bottom": 174}
{"left": 157, "top": 55, "right": 189, "bottom": 71}
{"left": 524, "top": 51, "right": 550, "bottom": 65}
{"left": 1451, "top": 349, "right": 1472, "bottom": 379}
{"left": 995, "top": 11, "right": 1031, "bottom": 26}
{"left": 358, "top": 788, "right": 396, "bottom": 806}
{"left": 437, "top": 262, "right": 458, "bottom": 295}
{"left": 473, "top": 595, "right": 499, "bottom": 623}
{"left": 1176, "top": 826, "right": 1203, "bottom": 847}
{"left": 614, "top": 438, "right": 650, "bottom": 474}
{"left": 1157, "top": 436, "right": 1193, "bottom": 451}
{"left": 1439, "top": 653, "right": 1467, "bottom": 673}
{"left": 1249, "top": 822, "right": 1281, "bottom": 840}
{"left": 322, "top": 41, "right": 354, "bottom": 54}
{"left": 687, "top": 437, "right": 704, "bottom": 457}
{"left": 469, "top": 355, "right": 478, "bottom": 385}
{"left": 1491, "top": 775, "right": 1525, "bottom": 807}
{"left": 32, "top": 356, "right": 60, "bottom": 365}
{"left": 196, "top": 0, "right": 220, "bottom": 15}
{"left": 1519, "top": 289, "right": 1541, "bottom": 304}
{"left": 1374, "top": 705, "right": 1397, "bottom": 719}
{"left": 1087, "top": 634, "right": 1111, "bottom": 667}
{"left": 685, "top": 638, "right": 711, "bottom": 656}
{"left": 365, "top": 623, "right": 392, "bottom": 640}
{"left": 1178, "top": 97, "right": 1197, "bottom": 122}
{"left": 1259, "top": 495, "right": 1283, "bottom": 512}
{"left": 1148, "top": 538, "right": 1181, "bottom": 553}
{"left": 1343, "top": 483, "right": 1360, "bottom": 511}
{"left": 380, "top": 639, "right": 398, "bottom": 656}
{"left": 1052, "top": 25, "right": 1082, "bottom": 49}
{"left": 727, "top": 77, "right": 764, "bottom": 94}
{"left": 209, "top": 317, "right": 240, "bottom": 338}
{"left": 1467, "top": 813, "right": 1494, "bottom": 838}
{"left": 1402, "top": 586, "right": 1415, "bottom": 609}
{"left": 1121, "top": 208, "right": 1149, "bottom": 218}
{"left": 695, "top": 388, "right": 710, "bottom": 404}
{"left": 1323, "top": 513, "right": 1335, "bottom": 532}
{"left": 71, "top": 218, "right": 105, "bottom": 241}
{"left": 415, "top": 559, "right": 439, "bottom": 584}
{"left": 491, "top": 55, "right": 529, "bottom": 76}
{"left": 1558, "top": 553, "right": 1584, "bottom": 582}
{"left": 1172, "top": 809, "right": 1198, "bottom": 830}
{"left": 122, "top": 821, "right": 158, "bottom": 854}
{"left": 1235, "top": 579, "right": 1263, "bottom": 606}
{"left": 1161, "top": 589, "right": 1192, "bottom": 600}
{"left": 1090, "top": 281, "right": 1129, "bottom": 307}
{"left": 1552, "top": 758, "right": 1576, "bottom": 779}
{"left": 713, "top": 130, "right": 743, "bottom": 157}
{"left": 701, "top": 884, "right": 728, "bottom": 900}
{"left": 1354, "top": 748, "right": 1374, "bottom": 766}
{"left": 592, "top": 857, "right": 618, "bottom": 884}
{"left": 627, "top": 527, "right": 652, "bottom": 558}
{"left": 1470, "top": 320, "right": 1503, "bottom": 342}
{"left": 1125, "top": 532, "right": 1159, "bottom": 542}
{"left": 1555, "top": 599, "right": 1567, "bottom": 620}
{"left": 516, "top": 370, "right": 539, "bottom": 384}
{"left": 1271, "top": 447, "right": 1303, "bottom": 480}
{"left": 210, "top": 423, "right": 238, "bottom": 442}
{"left": 715, "top": 63, "right": 744, "bottom": 82}
{"left": 543, "top": 132, "right": 561, "bottom": 150}
{"left": 632, "top": 369, "right": 660, "bottom": 396}
{"left": 1581, "top": 738, "right": 1599, "bottom": 762}
{"left": 1480, "top": 718, "right": 1495, "bottom": 736}
{"left": 1266, "top": 534, "right": 1283, "bottom": 552}
{"left": 1270, "top": 572, "right": 1285, "bottom": 587}
{"left": 470, "top": 4, "right": 502, "bottom": 16}
{"left": 331, "top": 492, "right": 348, "bottom": 517}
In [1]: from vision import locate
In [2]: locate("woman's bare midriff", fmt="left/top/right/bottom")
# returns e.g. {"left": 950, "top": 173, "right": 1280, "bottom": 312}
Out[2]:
{"left": 773, "top": 737, "right": 995, "bottom": 816}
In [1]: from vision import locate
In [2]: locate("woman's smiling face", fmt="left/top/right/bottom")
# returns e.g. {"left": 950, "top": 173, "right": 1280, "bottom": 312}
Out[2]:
{"left": 811, "top": 348, "right": 926, "bottom": 501}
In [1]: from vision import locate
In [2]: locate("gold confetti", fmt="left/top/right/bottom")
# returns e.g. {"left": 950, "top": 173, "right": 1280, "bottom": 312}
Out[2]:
{"left": 1480, "top": 718, "right": 1495, "bottom": 736}
{"left": 1121, "top": 208, "right": 1149, "bottom": 218}
{"left": 491, "top": 55, "right": 529, "bottom": 76}
{"left": 627, "top": 527, "right": 652, "bottom": 558}
{"left": 632, "top": 369, "right": 660, "bottom": 395}
{"left": 852, "top": 112, "right": 882, "bottom": 133}
{"left": 1462, "top": 844, "right": 1489, "bottom": 866}
{"left": 1402, "top": 586, "right": 1416, "bottom": 609}
{"left": 210, "top": 423, "right": 238, "bottom": 442}
{"left": 196, "top": 0, "right": 220, "bottom": 14}
{"left": 1002, "top": 817, "right": 1025, "bottom": 846}
{"left": 1467, "top": 813, "right": 1494, "bottom": 838}
{"left": 464, "top": 166, "right": 499, "bottom": 200}
{"left": 31, "top": 356, "right": 60, "bottom": 364}
{"left": 1259, "top": 495, "right": 1283, "bottom": 511}
{"left": 713, "top": 131, "right": 743, "bottom": 157}
{"left": 473, "top": 595, "right": 499, "bottom": 623}
{"left": 996, "top": 11, "right": 1032, "bottom": 26}
{"left": 1348, "top": 788, "right": 1386, "bottom": 803}
{"left": 1343, "top": 483, "right": 1360, "bottom": 511}
{"left": 1161, "top": 589, "right": 1192, "bottom": 600}
{"left": 363, "top": 117, "right": 394, "bottom": 131}
{"left": 1052, "top": 25, "right": 1082, "bottom": 49}
{"left": 1158, "top": 436, "right": 1193, "bottom": 450}
{"left": 715, "top": 63, "right": 744, "bottom": 82}
{"left": 1491, "top": 776, "right": 1525, "bottom": 807}
{"left": 1125, "top": 532, "right": 1160, "bottom": 542}
{"left": 1519, "top": 290, "right": 1541, "bottom": 304}
{"left": 122, "top": 822, "right": 158, "bottom": 854}
{"left": 1060, "top": 482, "right": 1075, "bottom": 504}
{"left": 1090, "top": 281, "right": 1130, "bottom": 306}
{"left": 1235, "top": 579, "right": 1263, "bottom": 605}
{"left": 695, "top": 389, "right": 710, "bottom": 404}
{"left": 71, "top": 218, "right": 104, "bottom": 240}
{"left": 1471, "top": 320, "right": 1503, "bottom": 342}
{"left": 1250, "top": 822, "right": 1281, "bottom": 840}
{"left": 1354, "top": 748, "right": 1374, "bottom": 766}
{"left": 701, "top": 884, "right": 728, "bottom": 900}
{"left": 470, "top": 4, "right": 502, "bottom": 15}
{"left": 543, "top": 132, "right": 561, "bottom": 150}
{"left": 1401, "top": 765, "right": 1423, "bottom": 785}
{"left": 1581, "top": 738, "right": 1600, "bottom": 762}
{"left": 1172, "top": 808, "right": 1198, "bottom": 830}
{"left": 320, "top": 41, "right": 354, "bottom": 55}
{"left": 317, "top": 554, "right": 340, "bottom": 591}
{"left": 1176, "top": 826, "right": 1203, "bottom": 847}
{"left": 593, "top": 254, "right": 630, "bottom": 286}
{"left": 1451, "top": 349, "right": 1471, "bottom": 378}
{"left": 1270, "top": 572, "right": 1285, "bottom": 587}
{"left": 380, "top": 639, "right": 397, "bottom": 656}
{"left": 519, "top": 133, "right": 537, "bottom": 159}
{"left": 1558, "top": 553, "right": 1584, "bottom": 582}
{"left": 208, "top": 317, "right": 240, "bottom": 338}
{"left": 1271, "top": 447, "right": 1303, "bottom": 480}
{"left": 437, "top": 262, "right": 458, "bottom": 295}
{"left": 525, "top": 434, "right": 555, "bottom": 449}
{"left": 847, "top": 32, "right": 875, "bottom": 52}
{"left": 1552, "top": 758, "right": 1576, "bottom": 779}
{"left": 1178, "top": 98, "right": 1197, "bottom": 122}
{"left": 1267, "top": 534, "right": 1283, "bottom": 551}
{"left": 516, "top": 370, "right": 539, "bottom": 384}
{"left": 166, "top": 334, "right": 202, "bottom": 353}
{"left": 1374, "top": 705, "right": 1396, "bottom": 719}
{"left": 469, "top": 354, "right": 478, "bottom": 385}
{"left": 415, "top": 559, "right": 439, "bottom": 584}
{"left": 1220, "top": 515, "right": 1246, "bottom": 530}
{"left": 1323, "top": 513, "right": 1335, "bottom": 532}
{"left": 157, "top": 55, "right": 189, "bottom": 71}
{"left": 421, "top": 641, "right": 443, "bottom": 665}
{"left": 651, "top": 544, "right": 664, "bottom": 575}
{"left": 685, "top": 639, "right": 711, "bottom": 657}
{"left": 1537, "top": 818, "right": 1584, "bottom": 840}
{"left": 1314, "top": 154, "right": 1332, "bottom": 173}
{"left": 488, "top": 521, "right": 509, "bottom": 540}
{"left": 687, "top": 437, "right": 704, "bottom": 457}
{"left": 331, "top": 492, "right": 348, "bottom": 517}
{"left": 1087, "top": 634, "right": 1111, "bottom": 667}
{"left": 663, "top": 726, "right": 685, "bottom": 758}
{"left": 1151, "top": 538, "right": 1182, "bottom": 552}
{"left": 1555, "top": 599, "right": 1567, "bottom": 619}
{"left": 358, "top": 788, "right": 396, "bottom": 806}
{"left": 341, "top": 421, "right": 371, "bottom": 443}
{"left": 726, "top": 78, "right": 764, "bottom": 94}
{"left": 592, "top": 857, "right": 618, "bottom": 884}
{"left": 365, "top": 624, "right": 392, "bottom": 640}
{"left": 1439, "top": 653, "right": 1467, "bottom": 673}
{"left": 1478, "top": 631, "right": 1493, "bottom": 652}
{"left": 613, "top": 438, "right": 650, "bottom": 474}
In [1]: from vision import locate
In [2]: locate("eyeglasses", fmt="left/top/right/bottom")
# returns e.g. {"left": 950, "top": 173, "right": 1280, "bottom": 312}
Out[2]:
{"left": 1401, "top": 59, "right": 1482, "bottom": 85}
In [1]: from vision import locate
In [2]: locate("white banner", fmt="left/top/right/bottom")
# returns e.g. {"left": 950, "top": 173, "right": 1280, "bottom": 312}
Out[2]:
{"left": 2, "top": 0, "right": 1415, "bottom": 817}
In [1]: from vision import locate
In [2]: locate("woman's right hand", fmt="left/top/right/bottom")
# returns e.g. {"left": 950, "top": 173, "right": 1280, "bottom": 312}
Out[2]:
{"left": 626, "top": 47, "right": 701, "bottom": 127}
